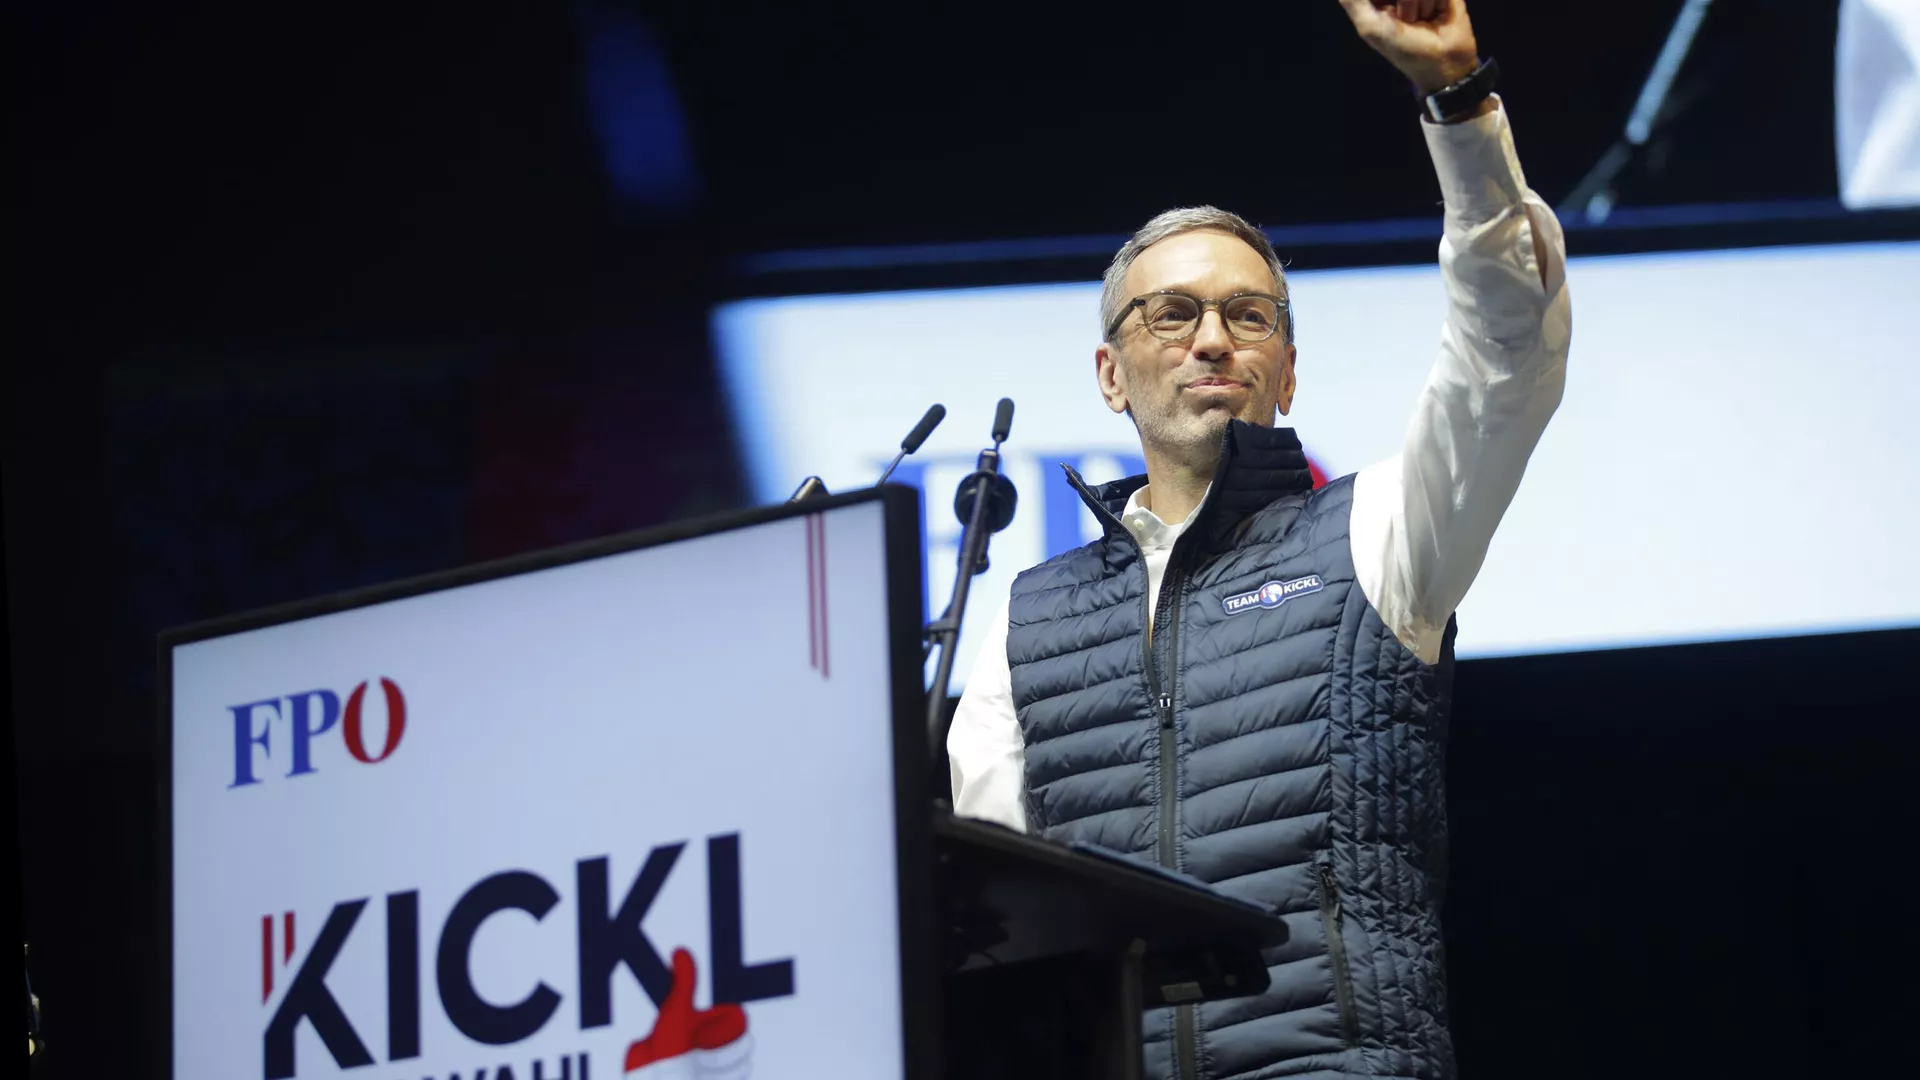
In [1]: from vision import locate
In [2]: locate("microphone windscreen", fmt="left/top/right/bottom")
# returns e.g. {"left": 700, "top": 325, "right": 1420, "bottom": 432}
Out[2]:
{"left": 901, "top": 404, "right": 946, "bottom": 453}
{"left": 991, "top": 398, "right": 1015, "bottom": 443}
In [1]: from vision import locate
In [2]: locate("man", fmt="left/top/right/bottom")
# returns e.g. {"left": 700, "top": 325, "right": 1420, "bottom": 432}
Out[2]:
{"left": 946, "top": 2, "right": 1571, "bottom": 1078}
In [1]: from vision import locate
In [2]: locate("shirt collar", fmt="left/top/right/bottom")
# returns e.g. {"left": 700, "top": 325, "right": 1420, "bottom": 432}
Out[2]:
{"left": 1121, "top": 482, "right": 1212, "bottom": 552}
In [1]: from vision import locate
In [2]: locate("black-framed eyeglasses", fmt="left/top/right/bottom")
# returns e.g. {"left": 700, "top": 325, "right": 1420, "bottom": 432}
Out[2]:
{"left": 1105, "top": 290, "right": 1291, "bottom": 344}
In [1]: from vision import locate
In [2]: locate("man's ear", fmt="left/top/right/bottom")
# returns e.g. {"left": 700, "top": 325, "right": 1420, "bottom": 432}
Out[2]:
{"left": 1276, "top": 342, "right": 1298, "bottom": 416}
{"left": 1095, "top": 342, "right": 1130, "bottom": 415}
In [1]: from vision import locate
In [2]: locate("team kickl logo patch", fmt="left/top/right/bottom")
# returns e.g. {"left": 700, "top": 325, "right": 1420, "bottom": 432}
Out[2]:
{"left": 1222, "top": 575, "right": 1325, "bottom": 616}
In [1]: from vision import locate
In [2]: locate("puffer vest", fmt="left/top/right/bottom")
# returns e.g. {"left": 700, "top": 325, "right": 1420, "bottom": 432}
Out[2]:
{"left": 1007, "top": 421, "right": 1456, "bottom": 1080}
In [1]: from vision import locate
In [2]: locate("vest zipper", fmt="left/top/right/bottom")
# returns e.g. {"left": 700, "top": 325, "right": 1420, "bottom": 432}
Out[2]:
{"left": 1174, "top": 999, "right": 1198, "bottom": 1080}
{"left": 1152, "top": 569, "right": 1198, "bottom": 1080}
{"left": 1150, "top": 567, "right": 1186, "bottom": 870}
{"left": 1317, "top": 857, "right": 1360, "bottom": 1048}
{"left": 1160, "top": 681, "right": 1199, "bottom": 1080}
{"left": 1062, "top": 463, "right": 1213, "bottom": 1080}
{"left": 1157, "top": 689, "right": 1177, "bottom": 868}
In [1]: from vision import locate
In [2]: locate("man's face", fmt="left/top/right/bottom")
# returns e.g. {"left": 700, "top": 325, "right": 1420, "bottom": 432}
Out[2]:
{"left": 1095, "top": 229, "right": 1297, "bottom": 463}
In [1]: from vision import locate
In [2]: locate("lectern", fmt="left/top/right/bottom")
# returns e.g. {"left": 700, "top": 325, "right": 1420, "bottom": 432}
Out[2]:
{"left": 160, "top": 486, "right": 1283, "bottom": 1079}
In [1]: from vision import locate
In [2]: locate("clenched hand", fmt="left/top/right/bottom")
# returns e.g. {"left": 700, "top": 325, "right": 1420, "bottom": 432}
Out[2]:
{"left": 1338, "top": 0, "right": 1482, "bottom": 96}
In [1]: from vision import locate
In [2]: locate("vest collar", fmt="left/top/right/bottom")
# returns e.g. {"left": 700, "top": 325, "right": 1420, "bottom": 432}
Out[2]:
{"left": 1063, "top": 420, "right": 1317, "bottom": 553}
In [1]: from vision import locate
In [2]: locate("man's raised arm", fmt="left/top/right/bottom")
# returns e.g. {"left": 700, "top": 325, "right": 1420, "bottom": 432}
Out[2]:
{"left": 1339, "top": 0, "right": 1575, "bottom": 663}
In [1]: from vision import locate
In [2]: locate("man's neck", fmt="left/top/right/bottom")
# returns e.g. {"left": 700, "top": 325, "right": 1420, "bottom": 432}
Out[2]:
{"left": 1137, "top": 445, "right": 1219, "bottom": 528}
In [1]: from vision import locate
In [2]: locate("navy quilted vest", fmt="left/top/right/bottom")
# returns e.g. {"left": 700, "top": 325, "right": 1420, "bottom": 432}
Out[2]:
{"left": 1007, "top": 421, "right": 1456, "bottom": 1080}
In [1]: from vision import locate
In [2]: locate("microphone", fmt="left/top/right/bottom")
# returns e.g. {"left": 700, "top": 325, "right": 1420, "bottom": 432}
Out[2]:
{"left": 925, "top": 396, "right": 1019, "bottom": 780}
{"left": 789, "top": 403, "right": 946, "bottom": 504}
{"left": 903, "top": 404, "right": 948, "bottom": 455}
{"left": 956, "top": 398, "right": 1016, "bottom": 532}
{"left": 874, "top": 403, "right": 947, "bottom": 487}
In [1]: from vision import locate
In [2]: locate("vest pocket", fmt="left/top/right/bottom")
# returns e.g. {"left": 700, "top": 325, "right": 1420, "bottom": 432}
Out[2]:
{"left": 1316, "top": 857, "right": 1360, "bottom": 1048}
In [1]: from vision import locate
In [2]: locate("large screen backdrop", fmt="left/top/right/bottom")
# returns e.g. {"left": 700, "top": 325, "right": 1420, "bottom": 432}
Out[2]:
{"left": 165, "top": 493, "right": 926, "bottom": 1080}
{"left": 717, "top": 240, "right": 1920, "bottom": 689}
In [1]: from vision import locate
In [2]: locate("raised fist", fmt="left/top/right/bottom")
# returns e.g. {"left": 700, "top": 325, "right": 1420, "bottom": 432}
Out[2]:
{"left": 1338, "top": 0, "right": 1481, "bottom": 95}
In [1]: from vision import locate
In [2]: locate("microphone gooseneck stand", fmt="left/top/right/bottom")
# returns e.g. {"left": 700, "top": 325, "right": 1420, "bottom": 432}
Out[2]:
{"left": 788, "top": 403, "right": 948, "bottom": 505}
{"left": 924, "top": 399, "right": 1017, "bottom": 782}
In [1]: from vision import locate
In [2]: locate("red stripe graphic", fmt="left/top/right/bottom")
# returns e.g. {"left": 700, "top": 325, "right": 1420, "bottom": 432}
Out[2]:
{"left": 816, "top": 515, "right": 830, "bottom": 679}
{"left": 284, "top": 911, "right": 294, "bottom": 963}
{"left": 806, "top": 516, "right": 818, "bottom": 670}
{"left": 262, "top": 915, "right": 273, "bottom": 1002}
{"left": 805, "top": 515, "right": 831, "bottom": 679}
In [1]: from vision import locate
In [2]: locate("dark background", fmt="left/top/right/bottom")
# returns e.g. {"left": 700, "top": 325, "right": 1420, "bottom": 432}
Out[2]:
{"left": 9, "top": 1, "right": 1918, "bottom": 1076}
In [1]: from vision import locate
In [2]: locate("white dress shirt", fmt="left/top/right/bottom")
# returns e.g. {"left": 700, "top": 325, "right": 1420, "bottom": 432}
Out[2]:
{"left": 948, "top": 100, "right": 1573, "bottom": 833}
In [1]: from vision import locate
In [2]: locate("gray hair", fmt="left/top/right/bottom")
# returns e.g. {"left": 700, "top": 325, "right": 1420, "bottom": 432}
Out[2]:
{"left": 1099, "top": 206, "right": 1292, "bottom": 343}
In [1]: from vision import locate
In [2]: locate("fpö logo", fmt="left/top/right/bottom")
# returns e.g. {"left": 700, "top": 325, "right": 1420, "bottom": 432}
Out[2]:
{"left": 257, "top": 833, "right": 789, "bottom": 1080}
{"left": 227, "top": 678, "right": 407, "bottom": 788}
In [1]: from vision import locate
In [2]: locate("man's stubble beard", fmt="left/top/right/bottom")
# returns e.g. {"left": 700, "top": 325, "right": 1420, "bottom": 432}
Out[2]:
{"left": 1128, "top": 390, "right": 1274, "bottom": 474}
{"left": 1130, "top": 399, "right": 1229, "bottom": 472}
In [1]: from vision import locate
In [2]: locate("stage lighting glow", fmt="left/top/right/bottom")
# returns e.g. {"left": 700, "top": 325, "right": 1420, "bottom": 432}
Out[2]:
{"left": 716, "top": 240, "right": 1920, "bottom": 685}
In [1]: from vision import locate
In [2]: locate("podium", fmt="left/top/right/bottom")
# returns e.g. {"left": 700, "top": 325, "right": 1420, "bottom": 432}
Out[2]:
{"left": 936, "top": 815, "right": 1285, "bottom": 1080}
{"left": 159, "top": 486, "right": 1284, "bottom": 1079}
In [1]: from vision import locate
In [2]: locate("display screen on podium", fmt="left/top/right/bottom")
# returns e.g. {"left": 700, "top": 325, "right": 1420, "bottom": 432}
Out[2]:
{"left": 160, "top": 489, "right": 933, "bottom": 1080}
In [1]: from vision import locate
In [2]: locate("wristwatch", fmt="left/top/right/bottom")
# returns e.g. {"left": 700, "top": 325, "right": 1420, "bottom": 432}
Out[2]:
{"left": 1422, "top": 57, "right": 1499, "bottom": 123}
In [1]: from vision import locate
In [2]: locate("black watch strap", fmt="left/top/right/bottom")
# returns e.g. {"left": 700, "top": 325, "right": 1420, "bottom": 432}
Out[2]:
{"left": 1422, "top": 57, "right": 1499, "bottom": 123}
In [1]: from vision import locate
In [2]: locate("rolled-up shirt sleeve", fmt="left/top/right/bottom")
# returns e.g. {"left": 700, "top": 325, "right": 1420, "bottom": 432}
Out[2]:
{"left": 1351, "top": 98, "right": 1573, "bottom": 664}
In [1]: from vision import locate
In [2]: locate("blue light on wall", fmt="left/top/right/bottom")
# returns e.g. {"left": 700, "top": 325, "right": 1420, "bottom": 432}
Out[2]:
{"left": 577, "top": 2, "right": 699, "bottom": 216}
